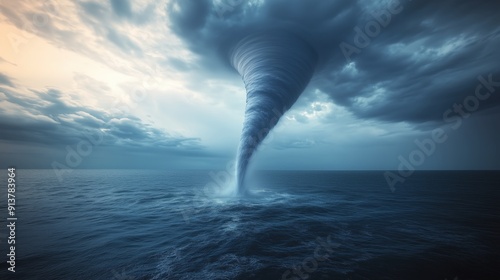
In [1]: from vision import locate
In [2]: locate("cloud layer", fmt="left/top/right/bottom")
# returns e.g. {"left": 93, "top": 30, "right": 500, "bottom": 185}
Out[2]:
{"left": 168, "top": 0, "right": 500, "bottom": 124}
{"left": 0, "top": 75, "right": 204, "bottom": 169}
{"left": 0, "top": 0, "right": 499, "bottom": 171}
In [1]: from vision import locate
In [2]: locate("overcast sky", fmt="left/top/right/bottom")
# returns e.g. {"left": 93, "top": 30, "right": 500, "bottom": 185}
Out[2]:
{"left": 0, "top": 0, "right": 499, "bottom": 172}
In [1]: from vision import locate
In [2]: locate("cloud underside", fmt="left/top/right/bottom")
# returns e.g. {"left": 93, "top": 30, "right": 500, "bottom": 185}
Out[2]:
{"left": 168, "top": 0, "right": 500, "bottom": 124}
{"left": 0, "top": 85, "right": 202, "bottom": 154}
{"left": 0, "top": 0, "right": 499, "bottom": 170}
{"left": 2, "top": 0, "right": 499, "bottom": 126}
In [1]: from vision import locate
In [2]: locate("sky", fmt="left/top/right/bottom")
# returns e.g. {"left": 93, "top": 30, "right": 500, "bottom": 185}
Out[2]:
{"left": 0, "top": 0, "right": 499, "bottom": 172}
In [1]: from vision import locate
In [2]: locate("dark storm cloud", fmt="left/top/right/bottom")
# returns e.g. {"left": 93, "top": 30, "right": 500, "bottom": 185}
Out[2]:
{"left": 168, "top": 0, "right": 211, "bottom": 35}
{"left": 167, "top": 0, "right": 500, "bottom": 124}
{"left": 0, "top": 87, "right": 202, "bottom": 151}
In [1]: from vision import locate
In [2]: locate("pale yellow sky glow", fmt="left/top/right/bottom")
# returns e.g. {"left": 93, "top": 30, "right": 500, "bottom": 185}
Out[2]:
{"left": 1, "top": 23, "right": 127, "bottom": 96}
{"left": 0, "top": 0, "right": 223, "bottom": 134}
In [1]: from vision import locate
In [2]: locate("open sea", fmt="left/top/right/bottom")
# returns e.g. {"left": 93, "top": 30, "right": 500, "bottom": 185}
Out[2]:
{"left": 0, "top": 170, "right": 499, "bottom": 280}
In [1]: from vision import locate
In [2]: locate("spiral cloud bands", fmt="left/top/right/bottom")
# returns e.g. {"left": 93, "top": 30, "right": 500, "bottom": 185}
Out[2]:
{"left": 230, "top": 33, "right": 318, "bottom": 192}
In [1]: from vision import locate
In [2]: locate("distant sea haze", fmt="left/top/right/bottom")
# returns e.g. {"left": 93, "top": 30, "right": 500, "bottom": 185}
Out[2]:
{"left": 0, "top": 170, "right": 499, "bottom": 279}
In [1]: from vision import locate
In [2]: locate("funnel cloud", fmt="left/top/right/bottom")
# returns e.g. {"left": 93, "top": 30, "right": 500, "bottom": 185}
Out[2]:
{"left": 230, "top": 32, "right": 317, "bottom": 192}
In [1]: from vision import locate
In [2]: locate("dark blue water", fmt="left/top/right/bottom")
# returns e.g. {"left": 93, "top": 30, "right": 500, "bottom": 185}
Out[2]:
{"left": 0, "top": 170, "right": 499, "bottom": 279}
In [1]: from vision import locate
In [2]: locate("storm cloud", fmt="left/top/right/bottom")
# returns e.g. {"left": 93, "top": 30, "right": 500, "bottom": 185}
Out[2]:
{"left": 167, "top": 0, "right": 500, "bottom": 124}
{"left": 0, "top": 0, "right": 498, "bottom": 171}
{"left": 163, "top": 0, "right": 500, "bottom": 189}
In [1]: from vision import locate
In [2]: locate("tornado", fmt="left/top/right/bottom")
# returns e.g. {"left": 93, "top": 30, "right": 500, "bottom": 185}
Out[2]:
{"left": 230, "top": 32, "right": 318, "bottom": 194}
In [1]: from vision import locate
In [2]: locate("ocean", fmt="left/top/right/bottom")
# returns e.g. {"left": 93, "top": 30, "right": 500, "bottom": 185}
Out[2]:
{"left": 0, "top": 170, "right": 499, "bottom": 280}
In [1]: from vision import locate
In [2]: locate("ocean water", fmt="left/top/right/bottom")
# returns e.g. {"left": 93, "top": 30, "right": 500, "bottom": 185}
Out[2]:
{"left": 0, "top": 170, "right": 499, "bottom": 280}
